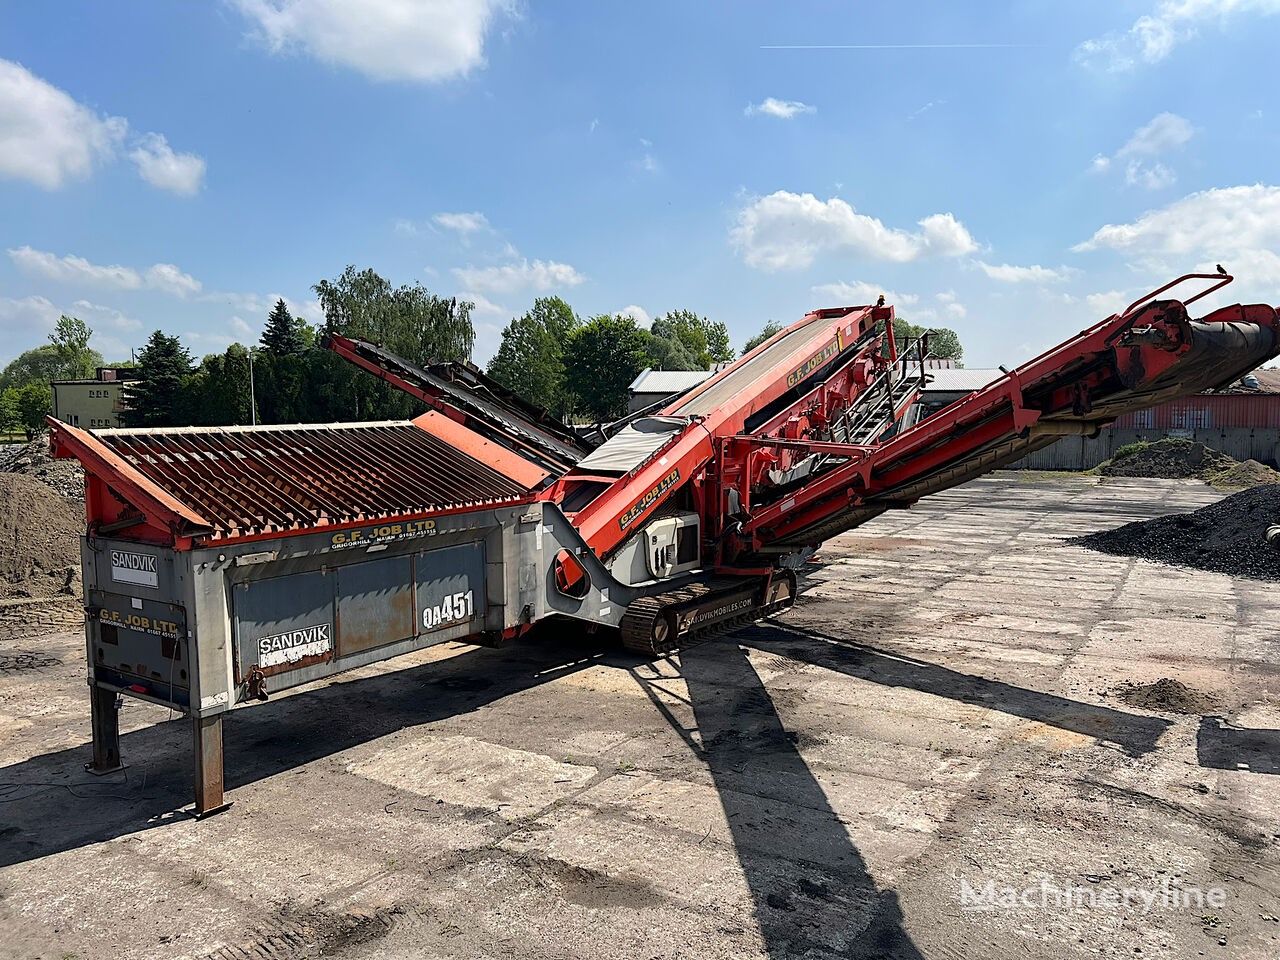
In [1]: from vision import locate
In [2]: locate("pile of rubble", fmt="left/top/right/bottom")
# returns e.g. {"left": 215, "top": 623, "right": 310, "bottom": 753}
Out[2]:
{"left": 0, "top": 472, "right": 83, "bottom": 602}
{"left": 1095, "top": 438, "right": 1280, "bottom": 488}
{"left": 1074, "top": 482, "right": 1280, "bottom": 581}
{"left": 0, "top": 434, "right": 84, "bottom": 500}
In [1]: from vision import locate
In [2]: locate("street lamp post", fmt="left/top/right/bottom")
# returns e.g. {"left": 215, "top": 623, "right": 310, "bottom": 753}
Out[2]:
{"left": 248, "top": 347, "right": 257, "bottom": 426}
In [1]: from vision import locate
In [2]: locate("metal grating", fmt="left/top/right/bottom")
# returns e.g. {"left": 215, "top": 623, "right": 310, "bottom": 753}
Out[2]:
{"left": 94, "top": 420, "right": 532, "bottom": 539}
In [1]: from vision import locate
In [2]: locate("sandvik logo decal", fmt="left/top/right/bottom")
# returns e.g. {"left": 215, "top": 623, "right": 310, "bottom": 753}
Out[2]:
{"left": 619, "top": 468, "right": 680, "bottom": 531}
{"left": 111, "top": 550, "right": 158, "bottom": 588}
{"left": 257, "top": 623, "right": 332, "bottom": 668}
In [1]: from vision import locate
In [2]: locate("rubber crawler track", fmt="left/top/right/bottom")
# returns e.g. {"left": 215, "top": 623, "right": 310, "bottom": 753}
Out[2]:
{"left": 619, "top": 572, "right": 796, "bottom": 658}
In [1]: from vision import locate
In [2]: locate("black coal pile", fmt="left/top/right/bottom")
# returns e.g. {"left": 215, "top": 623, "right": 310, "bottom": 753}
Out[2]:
{"left": 1073, "top": 483, "right": 1280, "bottom": 580}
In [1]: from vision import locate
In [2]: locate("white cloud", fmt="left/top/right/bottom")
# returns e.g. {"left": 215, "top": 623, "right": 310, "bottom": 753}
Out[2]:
{"left": 1124, "top": 160, "right": 1176, "bottom": 189}
{"left": 231, "top": 0, "right": 513, "bottom": 83}
{"left": 1117, "top": 112, "right": 1195, "bottom": 157}
{"left": 977, "top": 261, "right": 1072, "bottom": 283}
{"left": 433, "top": 211, "right": 490, "bottom": 235}
{"left": 935, "top": 290, "right": 957, "bottom": 303}
{"left": 617, "top": 305, "right": 651, "bottom": 326}
{"left": 452, "top": 258, "right": 585, "bottom": 294}
{"left": 71, "top": 299, "right": 142, "bottom": 332}
{"left": 732, "top": 191, "right": 977, "bottom": 272}
{"left": 1085, "top": 290, "right": 1133, "bottom": 315}
{"left": 0, "top": 59, "right": 126, "bottom": 189}
{"left": 458, "top": 291, "right": 508, "bottom": 319}
{"left": 0, "top": 60, "right": 202, "bottom": 195}
{"left": 811, "top": 281, "right": 918, "bottom": 306}
{"left": 8, "top": 246, "right": 202, "bottom": 297}
{"left": 1074, "top": 183, "right": 1280, "bottom": 255}
{"left": 0, "top": 295, "right": 61, "bottom": 337}
{"left": 129, "top": 133, "right": 206, "bottom": 196}
{"left": 200, "top": 291, "right": 324, "bottom": 325}
{"left": 1073, "top": 184, "right": 1280, "bottom": 291}
{"left": 745, "top": 98, "right": 816, "bottom": 119}
{"left": 1075, "top": 0, "right": 1280, "bottom": 71}
{"left": 944, "top": 302, "right": 968, "bottom": 320}
{"left": 1091, "top": 113, "right": 1194, "bottom": 190}
{"left": 144, "top": 263, "right": 202, "bottom": 297}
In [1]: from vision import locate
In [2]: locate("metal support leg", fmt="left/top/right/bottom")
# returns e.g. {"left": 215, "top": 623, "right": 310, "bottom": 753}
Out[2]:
{"left": 86, "top": 684, "right": 125, "bottom": 774}
{"left": 192, "top": 713, "right": 230, "bottom": 818}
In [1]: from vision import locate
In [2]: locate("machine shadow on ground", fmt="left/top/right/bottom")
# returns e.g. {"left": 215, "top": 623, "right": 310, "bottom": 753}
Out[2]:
{"left": 0, "top": 631, "right": 607, "bottom": 869}
{"left": 737, "top": 620, "right": 1173, "bottom": 758}
{"left": 1197, "top": 716, "right": 1280, "bottom": 775}
{"left": 634, "top": 640, "right": 925, "bottom": 958}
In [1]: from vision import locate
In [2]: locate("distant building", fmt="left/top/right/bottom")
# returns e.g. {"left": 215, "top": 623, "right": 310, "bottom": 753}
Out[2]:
{"left": 51, "top": 366, "right": 139, "bottom": 430}
{"left": 627, "top": 368, "right": 716, "bottom": 413}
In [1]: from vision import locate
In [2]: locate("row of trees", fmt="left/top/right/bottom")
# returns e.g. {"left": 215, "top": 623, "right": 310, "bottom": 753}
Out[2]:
{"left": 0, "top": 264, "right": 964, "bottom": 433}
{"left": 487, "top": 299, "right": 734, "bottom": 419}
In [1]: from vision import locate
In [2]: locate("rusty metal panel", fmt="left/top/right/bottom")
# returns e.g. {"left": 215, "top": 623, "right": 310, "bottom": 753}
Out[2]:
{"left": 336, "top": 554, "right": 416, "bottom": 657}
{"left": 416, "top": 542, "right": 486, "bottom": 635}
{"left": 233, "top": 570, "right": 334, "bottom": 680}
{"left": 89, "top": 421, "right": 533, "bottom": 542}
{"left": 1114, "top": 395, "right": 1280, "bottom": 431}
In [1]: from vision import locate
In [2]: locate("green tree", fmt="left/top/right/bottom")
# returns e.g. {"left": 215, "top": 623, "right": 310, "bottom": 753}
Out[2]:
{"left": 487, "top": 297, "right": 580, "bottom": 416}
{"left": 651, "top": 310, "right": 732, "bottom": 367}
{"left": 741, "top": 320, "right": 783, "bottom": 356}
{"left": 564, "top": 314, "right": 649, "bottom": 420}
{"left": 185, "top": 345, "right": 253, "bottom": 425}
{"left": 0, "top": 388, "right": 16, "bottom": 435}
{"left": 640, "top": 328, "right": 701, "bottom": 371}
{"left": 50, "top": 315, "right": 97, "bottom": 379}
{"left": 122, "top": 331, "right": 195, "bottom": 427}
{"left": 890, "top": 319, "right": 964, "bottom": 364}
{"left": 0, "top": 343, "right": 105, "bottom": 391}
{"left": 314, "top": 265, "right": 474, "bottom": 366}
{"left": 260, "top": 298, "right": 305, "bottom": 356}
{"left": 13, "top": 382, "right": 52, "bottom": 439}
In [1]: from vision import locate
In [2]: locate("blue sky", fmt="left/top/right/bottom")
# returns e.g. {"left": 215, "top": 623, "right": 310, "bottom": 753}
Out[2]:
{"left": 1, "top": 1, "right": 1278, "bottom": 373}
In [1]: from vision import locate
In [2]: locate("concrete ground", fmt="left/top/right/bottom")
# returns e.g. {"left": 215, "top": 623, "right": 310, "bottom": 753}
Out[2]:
{"left": 1, "top": 473, "right": 1278, "bottom": 960}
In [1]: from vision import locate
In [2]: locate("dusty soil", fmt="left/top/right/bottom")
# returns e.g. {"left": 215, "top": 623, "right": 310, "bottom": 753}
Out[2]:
{"left": 1114, "top": 678, "right": 1220, "bottom": 715}
{"left": 0, "top": 434, "right": 84, "bottom": 500}
{"left": 1074, "top": 482, "right": 1280, "bottom": 580}
{"left": 1211, "top": 459, "right": 1280, "bottom": 488}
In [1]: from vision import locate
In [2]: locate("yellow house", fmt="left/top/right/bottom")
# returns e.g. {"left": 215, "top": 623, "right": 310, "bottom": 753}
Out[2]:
{"left": 50, "top": 367, "right": 138, "bottom": 430}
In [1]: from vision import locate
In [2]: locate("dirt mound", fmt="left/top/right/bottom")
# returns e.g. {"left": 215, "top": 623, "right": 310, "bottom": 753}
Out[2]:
{"left": 1210, "top": 459, "right": 1280, "bottom": 488}
{"left": 0, "top": 473, "right": 83, "bottom": 601}
{"left": 0, "top": 434, "right": 84, "bottom": 500}
{"left": 1073, "top": 483, "right": 1280, "bottom": 580}
{"left": 1097, "top": 439, "right": 1235, "bottom": 481}
{"left": 1114, "top": 678, "right": 1218, "bottom": 715}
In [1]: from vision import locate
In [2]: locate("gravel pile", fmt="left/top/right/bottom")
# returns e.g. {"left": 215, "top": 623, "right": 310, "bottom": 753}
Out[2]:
{"left": 0, "top": 433, "right": 84, "bottom": 500}
{"left": 1074, "top": 483, "right": 1280, "bottom": 580}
